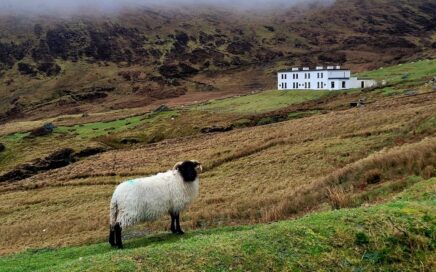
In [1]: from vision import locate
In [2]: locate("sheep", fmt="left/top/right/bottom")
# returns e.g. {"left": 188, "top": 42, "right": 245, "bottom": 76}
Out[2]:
{"left": 109, "top": 160, "right": 202, "bottom": 249}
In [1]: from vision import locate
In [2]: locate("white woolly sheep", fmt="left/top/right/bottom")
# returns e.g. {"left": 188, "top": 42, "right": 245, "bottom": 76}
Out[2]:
{"left": 109, "top": 160, "right": 202, "bottom": 249}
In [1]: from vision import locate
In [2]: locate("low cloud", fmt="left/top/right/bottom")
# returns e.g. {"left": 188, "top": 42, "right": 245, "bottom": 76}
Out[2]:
{"left": 0, "top": 0, "right": 336, "bottom": 15}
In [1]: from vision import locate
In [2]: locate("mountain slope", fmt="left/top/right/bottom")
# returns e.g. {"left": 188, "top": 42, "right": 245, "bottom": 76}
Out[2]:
{"left": 0, "top": 0, "right": 435, "bottom": 121}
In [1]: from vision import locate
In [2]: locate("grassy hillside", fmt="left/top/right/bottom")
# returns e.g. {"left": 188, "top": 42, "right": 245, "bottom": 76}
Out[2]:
{"left": 0, "top": 177, "right": 434, "bottom": 272}
{"left": 193, "top": 90, "right": 332, "bottom": 114}
{"left": 0, "top": 60, "right": 434, "bottom": 261}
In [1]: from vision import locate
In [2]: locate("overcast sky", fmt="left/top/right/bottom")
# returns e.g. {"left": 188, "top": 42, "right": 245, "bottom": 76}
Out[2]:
{"left": 0, "top": 0, "right": 335, "bottom": 15}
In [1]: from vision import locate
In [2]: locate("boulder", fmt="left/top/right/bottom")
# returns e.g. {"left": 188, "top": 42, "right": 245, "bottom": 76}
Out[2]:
{"left": 153, "top": 105, "right": 171, "bottom": 113}
{"left": 17, "top": 62, "right": 38, "bottom": 76}
{"left": 159, "top": 63, "right": 199, "bottom": 78}
{"left": 37, "top": 62, "right": 61, "bottom": 76}
{"left": 29, "top": 123, "right": 55, "bottom": 137}
{"left": 201, "top": 125, "right": 234, "bottom": 134}
{"left": 226, "top": 41, "right": 253, "bottom": 55}
{"left": 175, "top": 32, "right": 189, "bottom": 46}
{"left": 120, "top": 138, "right": 141, "bottom": 145}
{"left": 74, "top": 147, "right": 107, "bottom": 158}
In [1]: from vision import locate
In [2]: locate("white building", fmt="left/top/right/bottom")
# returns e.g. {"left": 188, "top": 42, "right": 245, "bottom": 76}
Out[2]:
{"left": 277, "top": 66, "right": 377, "bottom": 91}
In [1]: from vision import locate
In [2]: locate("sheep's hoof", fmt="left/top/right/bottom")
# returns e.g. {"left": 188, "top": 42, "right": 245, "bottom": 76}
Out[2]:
{"left": 176, "top": 230, "right": 185, "bottom": 235}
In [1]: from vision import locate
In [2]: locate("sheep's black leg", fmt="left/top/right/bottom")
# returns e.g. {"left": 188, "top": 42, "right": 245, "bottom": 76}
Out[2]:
{"left": 170, "top": 213, "right": 177, "bottom": 234}
{"left": 109, "top": 225, "right": 116, "bottom": 247}
{"left": 114, "top": 223, "right": 123, "bottom": 249}
{"left": 175, "top": 213, "right": 184, "bottom": 235}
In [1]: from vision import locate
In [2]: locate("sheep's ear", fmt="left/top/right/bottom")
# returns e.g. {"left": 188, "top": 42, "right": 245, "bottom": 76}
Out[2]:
{"left": 191, "top": 160, "right": 203, "bottom": 172}
{"left": 173, "top": 161, "right": 183, "bottom": 170}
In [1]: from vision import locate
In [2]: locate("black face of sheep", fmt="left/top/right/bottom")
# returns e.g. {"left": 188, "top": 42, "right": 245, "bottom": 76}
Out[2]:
{"left": 175, "top": 160, "right": 202, "bottom": 182}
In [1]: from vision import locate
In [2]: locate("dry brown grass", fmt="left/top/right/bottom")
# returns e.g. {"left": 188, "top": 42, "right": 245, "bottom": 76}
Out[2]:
{"left": 0, "top": 93, "right": 435, "bottom": 254}
{"left": 326, "top": 186, "right": 353, "bottom": 210}
{"left": 270, "top": 136, "right": 436, "bottom": 218}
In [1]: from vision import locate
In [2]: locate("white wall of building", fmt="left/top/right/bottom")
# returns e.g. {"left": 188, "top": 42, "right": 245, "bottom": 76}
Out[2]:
{"left": 277, "top": 68, "right": 377, "bottom": 91}
{"left": 277, "top": 70, "right": 330, "bottom": 90}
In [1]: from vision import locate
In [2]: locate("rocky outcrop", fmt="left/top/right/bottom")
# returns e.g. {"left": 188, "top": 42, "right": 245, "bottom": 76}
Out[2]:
{"left": 0, "top": 146, "right": 109, "bottom": 182}
{"left": 37, "top": 62, "right": 61, "bottom": 76}
{"left": 28, "top": 123, "right": 55, "bottom": 137}
{"left": 226, "top": 41, "right": 253, "bottom": 55}
{"left": 153, "top": 105, "right": 171, "bottom": 113}
{"left": 17, "top": 62, "right": 38, "bottom": 76}
{"left": 0, "top": 148, "right": 74, "bottom": 182}
{"left": 159, "top": 63, "right": 199, "bottom": 78}
{"left": 201, "top": 125, "right": 234, "bottom": 134}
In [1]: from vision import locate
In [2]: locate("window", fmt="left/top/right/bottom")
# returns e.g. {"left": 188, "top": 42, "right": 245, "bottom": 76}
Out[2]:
{"left": 342, "top": 81, "right": 346, "bottom": 88}
{"left": 308, "top": 82, "right": 311, "bottom": 89}
{"left": 308, "top": 73, "right": 311, "bottom": 79}
{"left": 284, "top": 83, "right": 287, "bottom": 89}
{"left": 321, "top": 73, "right": 324, "bottom": 78}
{"left": 296, "top": 74, "right": 299, "bottom": 79}
{"left": 331, "top": 82, "right": 335, "bottom": 89}
{"left": 285, "top": 74, "right": 287, "bottom": 79}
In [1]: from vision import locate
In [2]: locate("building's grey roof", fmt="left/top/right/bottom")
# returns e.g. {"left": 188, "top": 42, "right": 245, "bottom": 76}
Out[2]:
{"left": 278, "top": 68, "right": 350, "bottom": 73}
{"left": 328, "top": 77, "right": 351, "bottom": 80}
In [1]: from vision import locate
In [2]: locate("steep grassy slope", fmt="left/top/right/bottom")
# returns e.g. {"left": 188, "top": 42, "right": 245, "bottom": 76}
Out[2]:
{"left": 0, "top": 91, "right": 434, "bottom": 254}
{"left": 1, "top": 0, "right": 435, "bottom": 120}
{"left": 0, "top": 177, "right": 434, "bottom": 272}
{"left": 0, "top": 60, "right": 434, "bottom": 256}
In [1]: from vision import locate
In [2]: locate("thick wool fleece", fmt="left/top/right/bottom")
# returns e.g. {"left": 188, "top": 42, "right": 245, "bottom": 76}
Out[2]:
{"left": 110, "top": 170, "right": 199, "bottom": 228}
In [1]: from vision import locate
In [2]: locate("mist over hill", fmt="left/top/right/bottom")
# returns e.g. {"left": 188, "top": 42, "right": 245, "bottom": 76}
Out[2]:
{"left": 0, "top": 0, "right": 435, "bottom": 121}
{"left": 0, "top": 0, "right": 335, "bottom": 15}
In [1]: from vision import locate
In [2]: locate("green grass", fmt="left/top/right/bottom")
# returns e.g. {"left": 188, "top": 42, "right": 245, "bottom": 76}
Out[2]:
{"left": 2, "top": 132, "right": 30, "bottom": 142}
{"left": 54, "top": 116, "right": 146, "bottom": 139}
{"left": 375, "top": 87, "right": 407, "bottom": 97}
{"left": 57, "top": 111, "right": 179, "bottom": 140}
{"left": 1, "top": 178, "right": 434, "bottom": 272}
{"left": 1, "top": 111, "right": 180, "bottom": 143}
{"left": 357, "top": 59, "right": 436, "bottom": 86}
{"left": 193, "top": 90, "right": 332, "bottom": 114}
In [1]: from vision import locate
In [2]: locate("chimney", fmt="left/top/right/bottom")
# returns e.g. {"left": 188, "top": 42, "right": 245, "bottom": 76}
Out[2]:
{"left": 292, "top": 68, "right": 299, "bottom": 71}
{"left": 316, "top": 66, "right": 324, "bottom": 70}
{"left": 327, "top": 66, "right": 334, "bottom": 70}
{"left": 302, "top": 67, "right": 309, "bottom": 71}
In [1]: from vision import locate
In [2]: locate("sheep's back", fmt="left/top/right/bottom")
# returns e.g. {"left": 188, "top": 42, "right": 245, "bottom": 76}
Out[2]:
{"left": 111, "top": 173, "right": 175, "bottom": 227}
